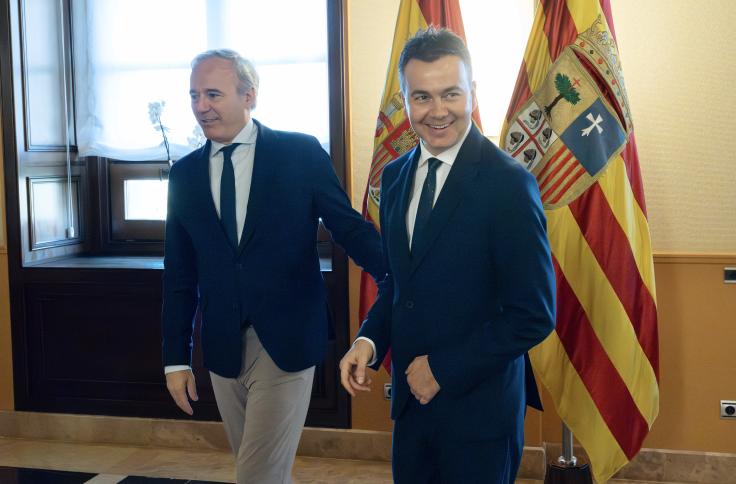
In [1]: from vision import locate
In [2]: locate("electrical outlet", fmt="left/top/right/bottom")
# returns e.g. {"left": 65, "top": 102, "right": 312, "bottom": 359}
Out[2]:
{"left": 383, "top": 383, "right": 392, "bottom": 400}
{"left": 720, "top": 400, "right": 736, "bottom": 419}
{"left": 725, "top": 267, "right": 736, "bottom": 283}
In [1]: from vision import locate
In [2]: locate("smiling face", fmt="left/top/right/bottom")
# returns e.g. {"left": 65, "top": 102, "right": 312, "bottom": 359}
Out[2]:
{"left": 189, "top": 57, "right": 255, "bottom": 144}
{"left": 402, "top": 55, "right": 476, "bottom": 156}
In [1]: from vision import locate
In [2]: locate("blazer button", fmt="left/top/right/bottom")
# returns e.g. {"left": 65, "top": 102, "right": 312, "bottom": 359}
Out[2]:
{"left": 405, "top": 300, "right": 414, "bottom": 309}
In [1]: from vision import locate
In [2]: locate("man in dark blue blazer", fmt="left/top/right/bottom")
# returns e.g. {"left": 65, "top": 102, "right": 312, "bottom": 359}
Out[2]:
{"left": 340, "top": 29, "right": 555, "bottom": 483}
{"left": 162, "top": 49, "right": 384, "bottom": 484}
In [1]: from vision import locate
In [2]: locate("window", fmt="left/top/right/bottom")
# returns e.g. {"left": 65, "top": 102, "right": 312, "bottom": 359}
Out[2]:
{"left": 124, "top": 180, "right": 168, "bottom": 222}
{"left": 68, "top": 0, "right": 332, "bottom": 243}
{"left": 5, "top": 0, "right": 343, "bottom": 260}
{"left": 460, "top": 0, "right": 535, "bottom": 138}
{"left": 108, "top": 162, "right": 170, "bottom": 242}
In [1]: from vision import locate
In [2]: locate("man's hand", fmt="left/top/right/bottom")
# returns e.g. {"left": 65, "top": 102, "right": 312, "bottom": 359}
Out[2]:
{"left": 406, "top": 355, "right": 440, "bottom": 405}
{"left": 166, "top": 369, "right": 198, "bottom": 415}
{"left": 339, "top": 340, "right": 375, "bottom": 397}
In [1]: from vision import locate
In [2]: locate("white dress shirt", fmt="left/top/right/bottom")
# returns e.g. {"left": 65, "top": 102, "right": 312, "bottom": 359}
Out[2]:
{"left": 208, "top": 119, "right": 258, "bottom": 244}
{"left": 165, "top": 120, "right": 258, "bottom": 375}
{"left": 355, "top": 124, "right": 473, "bottom": 366}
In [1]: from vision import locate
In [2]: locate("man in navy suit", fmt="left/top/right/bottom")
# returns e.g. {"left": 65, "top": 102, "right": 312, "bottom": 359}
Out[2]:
{"left": 162, "top": 49, "right": 384, "bottom": 484}
{"left": 340, "top": 28, "right": 555, "bottom": 483}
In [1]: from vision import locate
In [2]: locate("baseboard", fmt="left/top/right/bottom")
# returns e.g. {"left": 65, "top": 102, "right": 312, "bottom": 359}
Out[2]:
{"left": 2, "top": 411, "right": 734, "bottom": 482}
{"left": 544, "top": 443, "right": 736, "bottom": 483}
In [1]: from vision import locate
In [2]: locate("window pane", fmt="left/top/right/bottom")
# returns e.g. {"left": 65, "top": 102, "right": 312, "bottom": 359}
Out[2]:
{"left": 24, "top": 0, "right": 67, "bottom": 147}
{"left": 461, "top": 0, "right": 535, "bottom": 137}
{"left": 256, "top": 62, "right": 330, "bottom": 146}
{"left": 124, "top": 179, "right": 168, "bottom": 221}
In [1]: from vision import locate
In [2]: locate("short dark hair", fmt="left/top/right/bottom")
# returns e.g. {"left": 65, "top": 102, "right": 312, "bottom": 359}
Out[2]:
{"left": 398, "top": 26, "right": 473, "bottom": 92}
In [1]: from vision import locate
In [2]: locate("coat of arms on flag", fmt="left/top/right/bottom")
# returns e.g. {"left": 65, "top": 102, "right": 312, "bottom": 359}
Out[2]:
{"left": 503, "top": 15, "right": 631, "bottom": 210}
{"left": 367, "top": 92, "right": 419, "bottom": 223}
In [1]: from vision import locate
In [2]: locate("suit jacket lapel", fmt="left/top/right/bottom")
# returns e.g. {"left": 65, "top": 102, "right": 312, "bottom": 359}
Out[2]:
{"left": 388, "top": 148, "right": 420, "bottom": 281}
{"left": 236, "top": 119, "right": 269, "bottom": 256}
{"left": 193, "top": 140, "right": 234, "bottom": 246}
{"left": 409, "top": 126, "right": 484, "bottom": 275}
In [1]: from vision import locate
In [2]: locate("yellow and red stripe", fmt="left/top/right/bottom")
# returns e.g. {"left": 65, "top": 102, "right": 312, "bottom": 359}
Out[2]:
{"left": 552, "top": 256, "right": 650, "bottom": 459}
{"left": 542, "top": 0, "right": 578, "bottom": 61}
{"left": 507, "top": 0, "right": 659, "bottom": 482}
{"left": 568, "top": 184, "right": 659, "bottom": 378}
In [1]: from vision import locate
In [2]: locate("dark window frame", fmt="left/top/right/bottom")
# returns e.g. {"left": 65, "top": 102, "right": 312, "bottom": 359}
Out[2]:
{"left": 107, "top": 161, "right": 169, "bottom": 243}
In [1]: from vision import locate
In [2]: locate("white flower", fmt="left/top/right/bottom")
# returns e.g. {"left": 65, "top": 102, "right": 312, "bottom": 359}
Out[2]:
{"left": 187, "top": 125, "right": 206, "bottom": 149}
{"left": 148, "top": 101, "right": 164, "bottom": 125}
{"left": 148, "top": 100, "right": 171, "bottom": 161}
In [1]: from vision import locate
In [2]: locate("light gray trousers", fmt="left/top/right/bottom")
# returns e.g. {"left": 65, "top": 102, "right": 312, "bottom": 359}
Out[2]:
{"left": 210, "top": 326, "right": 315, "bottom": 484}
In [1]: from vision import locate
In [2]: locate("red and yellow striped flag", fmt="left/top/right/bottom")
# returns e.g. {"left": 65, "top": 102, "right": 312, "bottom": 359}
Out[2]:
{"left": 358, "top": 0, "right": 480, "bottom": 372}
{"left": 501, "top": 1, "right": 659, "bottom": 481}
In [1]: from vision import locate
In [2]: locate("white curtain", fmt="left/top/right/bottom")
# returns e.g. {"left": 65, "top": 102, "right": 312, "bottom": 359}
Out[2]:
{"left": 72, "top": 0, "right": 329, "bottom": 161}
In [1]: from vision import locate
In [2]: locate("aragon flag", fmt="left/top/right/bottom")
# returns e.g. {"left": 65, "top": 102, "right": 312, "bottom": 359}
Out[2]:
{"left": 358, "top": 0, "right": 481, "bottom": 373}
{"left": 501, "top": 1, "right": 659, "bottom": 482}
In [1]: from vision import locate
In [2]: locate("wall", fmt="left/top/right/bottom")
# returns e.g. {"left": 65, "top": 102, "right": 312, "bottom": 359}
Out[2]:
{"left": 612, "top": 0, "right": 736, "bottom": 253}
{"left": 0, "top": 109, "right": 13, "bottom": 411}
{"left": 643, "top": 256, "right": 735, "bottom": 452}
{"left": 345, "top": 0, "right": 398, "bottom": 433}
{"left": 344, "top": 0, "right": 736, "bottom": 454}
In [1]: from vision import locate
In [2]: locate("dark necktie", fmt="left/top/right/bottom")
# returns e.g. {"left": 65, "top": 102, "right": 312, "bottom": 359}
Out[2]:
{"left": 412, "top": 157, "right": 441, "bottom": 251}
{"left": 219, "top": 143, "right": 240, "bottom": 249}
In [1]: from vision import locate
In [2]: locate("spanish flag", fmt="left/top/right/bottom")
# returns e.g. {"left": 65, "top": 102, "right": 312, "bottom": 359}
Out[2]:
{"left": 358, "top": 0, "right": 481, "bottom": 372}
{"left": 501, "top": 1, "right": 659, "bottom": 481}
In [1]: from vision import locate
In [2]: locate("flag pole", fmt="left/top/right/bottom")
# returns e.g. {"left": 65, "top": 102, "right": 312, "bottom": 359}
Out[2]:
{"left": 559, "top": 423, "right": 577, "bottom": 466}
{"left": 544, "top": 423, "right": 593, "bottom": 483}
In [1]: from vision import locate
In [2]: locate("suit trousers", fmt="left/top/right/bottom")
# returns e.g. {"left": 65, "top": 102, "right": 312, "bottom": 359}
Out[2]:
{"left": 392, "top": 398, "right": 520, "bottom": 484}
{"left": 210, "top": 326, "right": 315, "bottom": 484}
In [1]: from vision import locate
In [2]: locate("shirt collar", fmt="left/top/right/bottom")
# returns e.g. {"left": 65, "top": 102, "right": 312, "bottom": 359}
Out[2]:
{"left": 418, "top": 122, "right": 473, "bottom": 169}
{"left": 209, "top": 118, "right": 258, "bottom": 157}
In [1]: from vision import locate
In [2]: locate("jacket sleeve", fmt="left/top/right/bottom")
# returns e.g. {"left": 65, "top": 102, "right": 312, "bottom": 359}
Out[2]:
{"left": 161, "top": 164, "right": 199, "bottom": 368}
{"left": 428, "top": 167, "right": 556, "bottom": 396}
{"left": 355, "top": 164, "right": 397, "bottom": 369}
{"left": 308, "top": 138, "right": 386, "bottom": 283}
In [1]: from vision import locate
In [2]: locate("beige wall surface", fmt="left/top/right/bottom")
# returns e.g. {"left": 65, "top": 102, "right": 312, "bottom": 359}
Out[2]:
{"left": 345, "top": 0, "right": 399, "bottom": 431}
{"left": 612, "top": 1, "right": 736, "bottom": 253}
{"left": 0, "top": 110, "right": 13, "bottom": 410}
{"left": 0, "top": 253, "right": 11, "bottom": 411}
{"left": 346, "top": 0, "right": 401, "bottom": 432}
{"left": 643, "top": 256, "right": 735, "bottom": 452}
{"left": 346, "top": 0, "right": 399, "bottom": 207}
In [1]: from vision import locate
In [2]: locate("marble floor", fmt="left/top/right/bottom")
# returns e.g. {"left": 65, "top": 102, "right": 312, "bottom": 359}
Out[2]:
{"left": 0, "top": 437, "right": 684, "bottom": 483}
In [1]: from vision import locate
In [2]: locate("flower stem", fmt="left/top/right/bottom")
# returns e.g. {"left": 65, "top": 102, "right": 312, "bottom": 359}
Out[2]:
{"left": 158, "top": 117, "right": 171, "bottom": 161}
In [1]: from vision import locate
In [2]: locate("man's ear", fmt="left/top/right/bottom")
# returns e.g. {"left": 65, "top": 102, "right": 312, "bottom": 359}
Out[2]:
{"left": 471, "top": 80, "right": 478, "bottom": 111}
{"left": 243, "top": 87, "right": 257, "bottom": 110}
